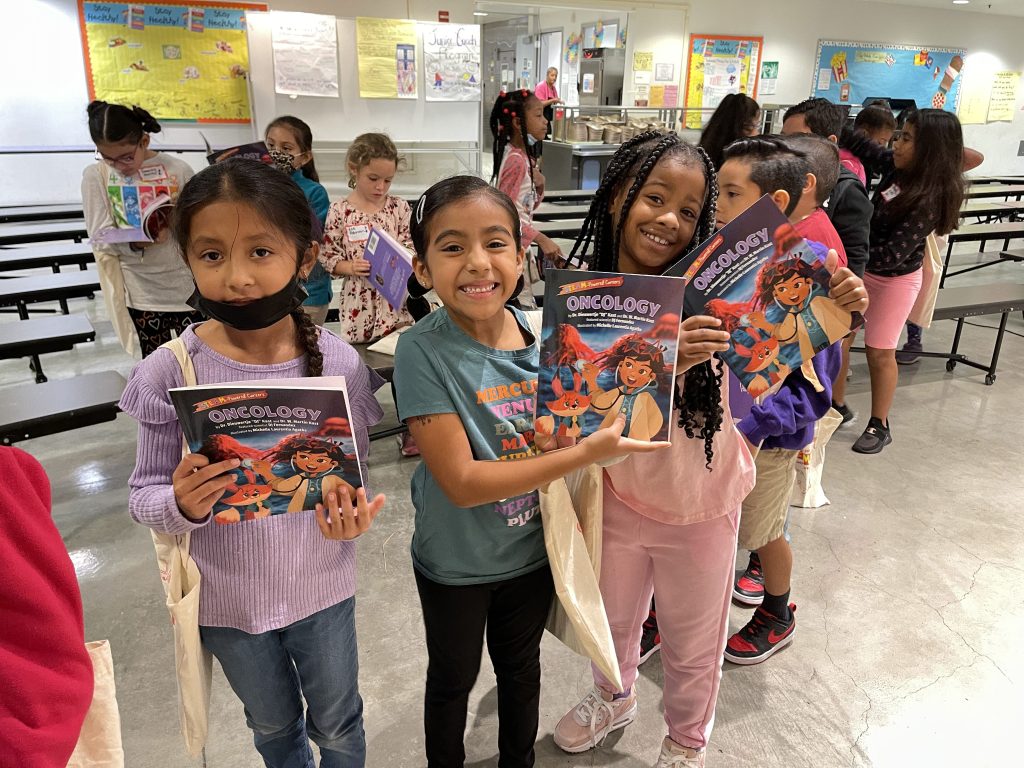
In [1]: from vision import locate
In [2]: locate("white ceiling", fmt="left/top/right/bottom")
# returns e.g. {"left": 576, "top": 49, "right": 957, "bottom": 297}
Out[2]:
{"left": 475, "top": 0, "right": 1024, "bottom": 20}
{"left": 850, "top": 0, "right": 1024, "bottom": 18}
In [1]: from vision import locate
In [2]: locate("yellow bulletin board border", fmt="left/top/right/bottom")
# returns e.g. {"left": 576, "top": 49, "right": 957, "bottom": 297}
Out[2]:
{"left": 684, "top": 34, "right": 763, "bottom": 130}
{"left": 78, "top": 1, "right": 268, "bottom": 124}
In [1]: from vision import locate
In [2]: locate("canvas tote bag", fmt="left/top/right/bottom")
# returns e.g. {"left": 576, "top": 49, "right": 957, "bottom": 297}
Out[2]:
{"left": 152, "top": 337, "right": 213, "bottom": 759}
{"left": 67, "top": 640, "right": 125, "bottom": 767}
{"left": 907, "top": 233, "right": 945, "bottom": 329}
{"left": 524, "top": 308, "right": 622, "bottom": 690}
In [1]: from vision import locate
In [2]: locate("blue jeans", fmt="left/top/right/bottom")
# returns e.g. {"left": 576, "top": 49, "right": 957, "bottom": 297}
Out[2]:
{"left": 200, "top": 598, "right": 365, "bottom": 768}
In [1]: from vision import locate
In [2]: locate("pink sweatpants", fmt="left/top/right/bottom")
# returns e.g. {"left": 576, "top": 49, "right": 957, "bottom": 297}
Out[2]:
{"left": 593, "top": 479, "right": 740, "bottom": 750}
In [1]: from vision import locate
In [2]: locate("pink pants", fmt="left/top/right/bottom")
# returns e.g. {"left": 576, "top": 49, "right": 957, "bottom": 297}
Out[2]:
{"left": 593, "top": 482, "right": 740, "bottom": 750}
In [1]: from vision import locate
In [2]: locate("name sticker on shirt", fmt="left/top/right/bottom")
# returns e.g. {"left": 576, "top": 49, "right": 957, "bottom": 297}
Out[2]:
{"left": 881, "top": 183, "right": 901, "bottom": 202}
{"left": 347, "top": 224, "right": 370, "bottom": 243}
{"left": 139, "top": 164, "right": 169, "bottom": 182}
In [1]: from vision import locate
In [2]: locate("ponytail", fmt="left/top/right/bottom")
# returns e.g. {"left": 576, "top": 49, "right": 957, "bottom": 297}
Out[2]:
{"left": 86, "top": 100, "right": 161, "bottom": 145}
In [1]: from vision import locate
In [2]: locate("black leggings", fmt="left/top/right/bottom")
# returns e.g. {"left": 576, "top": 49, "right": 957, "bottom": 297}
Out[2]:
{"left": 127, "top": 308, "right": 204, "bottom": 357}
{"left": 415, "top": 565, "right": 554, "bottom": 768}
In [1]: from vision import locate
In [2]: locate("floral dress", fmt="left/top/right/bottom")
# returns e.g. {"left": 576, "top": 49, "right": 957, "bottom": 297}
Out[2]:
{"left": 319, "top": 195, "right": 415, "bottom": 343}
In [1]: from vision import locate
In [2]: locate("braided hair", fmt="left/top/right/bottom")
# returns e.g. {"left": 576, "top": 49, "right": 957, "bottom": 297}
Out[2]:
{"left": 86, "top": 100, "right": 161, "bottom": 144}
{"left": 171, "top": 159, "right": 324, "bottom": 376}
{"left": 489, "top": 89, "right": 539, "bottom": 192}
{"left": 569, "top": 130, "right": 724, "bottom": 468}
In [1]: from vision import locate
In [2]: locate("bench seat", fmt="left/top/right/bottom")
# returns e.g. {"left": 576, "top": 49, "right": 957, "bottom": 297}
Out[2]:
{"left": 0, "top": 370, "right": 126, "bottom": 445}
{"left": 0, "top": 315, "right": 97, "bottom": 382}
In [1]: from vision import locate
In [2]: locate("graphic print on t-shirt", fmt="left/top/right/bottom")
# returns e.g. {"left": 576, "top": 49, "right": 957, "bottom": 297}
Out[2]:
{"left": 476, "top": 375, "right": 541, "bottom": 527}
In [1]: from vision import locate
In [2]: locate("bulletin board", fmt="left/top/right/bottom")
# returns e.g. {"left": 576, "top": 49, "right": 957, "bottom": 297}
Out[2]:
{"left": 811, "top": 40, "right": 966, "bottom": 112}
{"left": 684, "top": 34, "right": 762, "bottom": 130}
{"left": 245, "top": 14, "right": 481, "bottom": 143}
{"left": 78, "top": 1, "right": 266, "bottom": 123}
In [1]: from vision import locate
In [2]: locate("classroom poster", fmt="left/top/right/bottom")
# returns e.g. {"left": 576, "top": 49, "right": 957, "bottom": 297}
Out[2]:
{"left": 685, "top": 35, "right": 762, "bottom": 130}
{"left": 987, "top": 71, "right": 1021, "bottom": 122}
{"left": 760, "top": 61, "right": 779, "bottom": 96}
{"left": 270, "top": 11, "right": 338, "bottom": 98}
{"left": 422, "top": 23, "right": 481, "bottom": 102}
{"left": 811, "top": 40, "right": 967, "bottom": 112}
{"left": 356, "top": 17, "right": 417, "bottom": 99}
{"left": 78, "top": 1, "right": 266, "bottom": 123}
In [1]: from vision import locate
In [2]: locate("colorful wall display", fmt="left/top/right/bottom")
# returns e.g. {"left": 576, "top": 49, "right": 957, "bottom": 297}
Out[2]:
{"left": 356, "top": 17, "right": 417, "bottom": 99}
{"left": 422, "top": 23, "right": 481, "bottom": 102}
{"left": 685, "top": 35, "right": 762, "bottom": 130}
{"left": 811, "top": 40, "right": 966, "bottom": 111}
{"left": 78, "top": 1, "right": 266, "bottom": 123}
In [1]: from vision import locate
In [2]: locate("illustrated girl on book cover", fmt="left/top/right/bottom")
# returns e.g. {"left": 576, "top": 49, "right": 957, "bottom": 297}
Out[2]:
{"left": 707, "top": 224, "right": 851, "bottom": 395}
{"left": 579, "top": 334, "right": 672, "bottom": 442}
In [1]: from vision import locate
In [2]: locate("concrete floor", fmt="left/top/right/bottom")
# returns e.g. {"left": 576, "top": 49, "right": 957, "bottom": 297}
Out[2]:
{"left": 3, "top": 246, "right": 1023, "bottom": 768}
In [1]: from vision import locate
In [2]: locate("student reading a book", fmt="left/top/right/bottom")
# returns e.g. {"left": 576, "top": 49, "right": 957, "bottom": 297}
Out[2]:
{"left": 320, "top": 132, "right": 414, "bottom": 343}
{"left": 392, "top": 175, "right": 665, "bottom": 768}
{"left": 709, "top": 136, "right": 867, "bottom": 667}
{"left": 781, "top": 98, "right": 874, "bottom": 428}
{"left": 82, "top": 101, "right": 201, "bottom": 356}
{"left": 265, "top": 115, "right": 332, "bottom": 326}
{"left": 698, "top": 93, "right": 761, "bottom": 170}
{"left": 839, "top": 110, "right": 968, "bottom": 454}
{"left": 119, "top": 160, "right": 386, "bottom": 767}
{"left": 490, "top": 89, "right": 564, "bottom": 281}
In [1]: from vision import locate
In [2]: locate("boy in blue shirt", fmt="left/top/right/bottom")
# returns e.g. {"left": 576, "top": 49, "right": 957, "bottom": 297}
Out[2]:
{"left": 714, "top": 136, "right": 866, "bottom": 664}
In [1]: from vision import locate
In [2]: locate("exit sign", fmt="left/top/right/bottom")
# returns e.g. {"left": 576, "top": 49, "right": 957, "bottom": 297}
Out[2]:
{"left": 438, "top": 10, "right": 449, "bottom": 22}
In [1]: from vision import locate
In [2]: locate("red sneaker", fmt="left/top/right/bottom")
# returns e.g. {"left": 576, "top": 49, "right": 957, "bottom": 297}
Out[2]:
{"left": 732, "top": 552, "right": 764, "bottom": 606}
{"left": 724, "top": 604, "right": 796, "bottom": 665}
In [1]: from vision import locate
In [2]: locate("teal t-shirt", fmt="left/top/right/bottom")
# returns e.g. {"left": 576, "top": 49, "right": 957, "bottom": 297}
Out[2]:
{"left": 291, "top": 169, "right": 333, "bottom": 307}
{"left": 393, "top": 307, "right": 548, "bottom": 585}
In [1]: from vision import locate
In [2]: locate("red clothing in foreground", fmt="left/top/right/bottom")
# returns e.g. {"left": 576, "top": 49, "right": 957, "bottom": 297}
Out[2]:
{"left": 0, "top": 447, "right": 93, "bottom": 767}
{"left": 795, "top": 209, "right": 848, "bottom": 269}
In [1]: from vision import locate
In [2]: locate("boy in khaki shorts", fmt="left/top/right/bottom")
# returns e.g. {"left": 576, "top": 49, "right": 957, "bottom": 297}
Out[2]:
{"left": 713, "top": 136, "right": 863, "bottom": 664}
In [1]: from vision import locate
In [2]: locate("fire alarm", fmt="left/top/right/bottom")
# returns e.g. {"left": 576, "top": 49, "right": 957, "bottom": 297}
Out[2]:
{"left": 438, "top": 10, "right": 449, "bottom": 22}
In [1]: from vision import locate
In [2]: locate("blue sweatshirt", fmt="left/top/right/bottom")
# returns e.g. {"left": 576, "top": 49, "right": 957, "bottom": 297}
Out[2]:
{"left": 736, "top": 341, "right": 841, "bottom": 451}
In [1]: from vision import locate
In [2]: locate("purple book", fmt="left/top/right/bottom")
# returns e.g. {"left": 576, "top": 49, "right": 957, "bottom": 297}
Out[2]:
{"left": 363, "top": 226, "right": 414, "bottom": 310}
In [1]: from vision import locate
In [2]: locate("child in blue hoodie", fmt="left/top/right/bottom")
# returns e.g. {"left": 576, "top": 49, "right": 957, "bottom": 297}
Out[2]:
{"left": 713, "top": 136, "right": 867, "bottom": 664}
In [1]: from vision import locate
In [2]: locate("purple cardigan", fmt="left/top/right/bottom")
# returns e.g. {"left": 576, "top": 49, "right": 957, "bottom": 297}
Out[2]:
{"left": 120, "top": 324, "right": 384, "bottom": 632}
{"left": 736, "top": 342, "right": 841, "bottom": 451}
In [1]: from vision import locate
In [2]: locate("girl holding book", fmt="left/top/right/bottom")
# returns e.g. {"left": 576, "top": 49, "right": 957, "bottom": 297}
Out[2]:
{"left": 550, "top": 131, "right": 867, "bottom": 767}
{"left": 392, "top": 175, "right": 664, "bottom": 767}
{"left": 265, "top": 115, "right": 333, "bottom": 325}
{"left": 81, "top": 101, "right": 201, "bottom": 356}
{"left": 319, "top": 132, "right": 414, "bottom": 343}
{"left": 120, "top": 159, "right": 386, "bottom": 767}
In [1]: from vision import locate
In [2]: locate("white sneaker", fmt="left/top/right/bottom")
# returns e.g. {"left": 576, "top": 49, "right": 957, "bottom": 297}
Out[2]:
{"left": 553, "top": 687, "right": 637, "bottom": 753}
{"left": 655, "top": 737, "right": 706, "bottom": 767}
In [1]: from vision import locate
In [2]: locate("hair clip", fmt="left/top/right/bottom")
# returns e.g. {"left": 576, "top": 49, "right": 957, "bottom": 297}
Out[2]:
{"left": 415, "top": 194, "right": 427, "bottom": 224}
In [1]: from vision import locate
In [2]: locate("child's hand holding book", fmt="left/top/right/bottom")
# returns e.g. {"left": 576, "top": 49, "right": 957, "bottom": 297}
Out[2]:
{"left": 675, "top": 315, "right": 731, "bottom": 373}
{"left": 173, "top": 453, "right": 241, "bottom": 522}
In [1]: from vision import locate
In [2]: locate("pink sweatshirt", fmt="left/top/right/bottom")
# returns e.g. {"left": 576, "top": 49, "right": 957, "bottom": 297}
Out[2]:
{"left": 604, "top": 372, "right": 756, "bottom": 525}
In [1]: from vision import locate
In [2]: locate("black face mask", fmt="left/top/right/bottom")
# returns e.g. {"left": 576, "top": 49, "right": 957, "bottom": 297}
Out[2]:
{"left": 188, "top": 275, "right": 308, "bottom": 331}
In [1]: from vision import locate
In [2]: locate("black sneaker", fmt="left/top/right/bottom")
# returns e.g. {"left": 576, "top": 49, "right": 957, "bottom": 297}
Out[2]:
{"left": 852, "top": 418, "right": 892, "bottom": 454}
{"left": 732, "top": 552, "right": 764, "bottom": 606}
{"left": 639, "top": 609, "right": 661, "bottom": 664}
{"left": 832, "top": 401, "right": 857, "bottom": 428}
{"left": 724, "top": 604, "right": 797, "bottom": 665}
{"left": 896, "top": 324, "right": 924, "bottom": 365}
